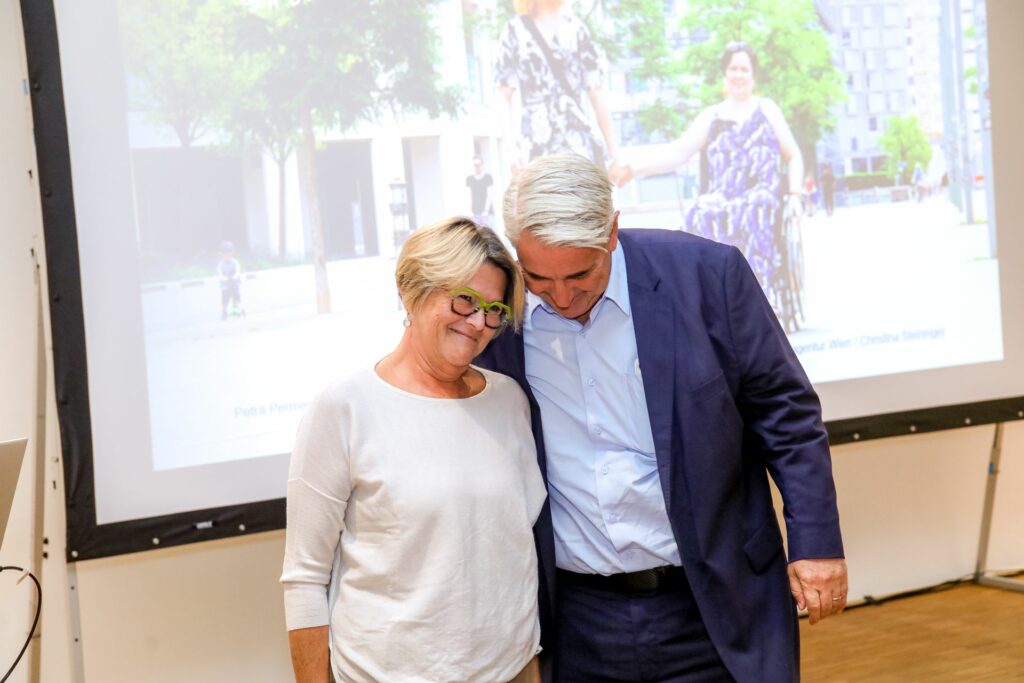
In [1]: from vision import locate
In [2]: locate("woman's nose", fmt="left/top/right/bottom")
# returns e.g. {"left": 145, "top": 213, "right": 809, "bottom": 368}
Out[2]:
{"left": 465, "top": 308, "right": 487, "bottom": 329}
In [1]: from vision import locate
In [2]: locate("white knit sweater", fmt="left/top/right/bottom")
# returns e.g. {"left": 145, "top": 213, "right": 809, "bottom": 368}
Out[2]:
{"left": 281, "top": 367, "right": 546, "bottom": 683}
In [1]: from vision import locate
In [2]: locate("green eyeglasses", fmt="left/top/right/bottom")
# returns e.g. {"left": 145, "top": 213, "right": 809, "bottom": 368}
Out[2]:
{"left": 450, "top": 287, "right": 511, "bottom": 329}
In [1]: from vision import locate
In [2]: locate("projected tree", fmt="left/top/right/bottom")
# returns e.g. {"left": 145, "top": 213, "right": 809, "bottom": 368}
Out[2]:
{"left": 256, "top": 0, "right": 458, "bottom": 313}
{"left": 607, "top": 0, "right": 688, "bottom": 140}
{"left": 879, "top": 115, "right": 933, "bottom": 185}
{"left": 120, "top": 0, "right": 240, "bottom": 149}
{"left": 219, "top": 10, "right": 302, "bottom": 259}
{"left": 122, "top": 0, "right": 457, "bottom": 312}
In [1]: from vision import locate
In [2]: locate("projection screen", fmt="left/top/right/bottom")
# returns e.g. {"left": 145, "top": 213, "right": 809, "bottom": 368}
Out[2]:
{"left": 22, "top": 0, "right": 1024, "bottom": 559}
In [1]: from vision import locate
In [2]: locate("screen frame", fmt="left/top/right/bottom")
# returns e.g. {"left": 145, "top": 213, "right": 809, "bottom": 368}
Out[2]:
{"left": 21, "top": 0, "right": 1023, "bottom": 562}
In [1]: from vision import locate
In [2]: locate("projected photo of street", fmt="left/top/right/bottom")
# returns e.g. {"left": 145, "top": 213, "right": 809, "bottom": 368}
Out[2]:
{"left": 611, "top": 0, "right": 998, "bottom": 385}
{"left": 114, "top": 0, "right": 999, "bottom": 471}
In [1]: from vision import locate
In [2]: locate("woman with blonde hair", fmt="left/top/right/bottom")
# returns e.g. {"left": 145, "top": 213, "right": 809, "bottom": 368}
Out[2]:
{"left": 282, "top": 218, "right": 544, "bottom": 682}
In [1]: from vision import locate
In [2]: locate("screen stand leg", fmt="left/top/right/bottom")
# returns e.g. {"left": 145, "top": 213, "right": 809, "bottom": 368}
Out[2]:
{"left": 27, "top": 269, "right": 47, "bottom": 683}
{"left": 66, "top": 562, "right": 86, "bottom": 681}
{"left": 36, "top": 258, "right": 87, "bottom": 681}
{"left": 973, "top": 422, "right": 1024, "bottom": 592}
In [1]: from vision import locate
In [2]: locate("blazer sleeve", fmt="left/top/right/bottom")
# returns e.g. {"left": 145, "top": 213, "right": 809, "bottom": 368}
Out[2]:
{"left": 722, "top": 245, "right": 844, "bottom": 561}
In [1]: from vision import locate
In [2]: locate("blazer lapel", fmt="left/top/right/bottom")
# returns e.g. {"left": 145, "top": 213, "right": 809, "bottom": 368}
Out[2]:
{"left": 482, "top": 329, "right": 558, "bottom": 636}
{"left": 496, "top": 330, "right": 549, "bottom": 480}
{"left": 486, "top": 327, "right": 528, "bottom": 387}
{"left": 621, "top": 235, "right": 677, "bottom": 514}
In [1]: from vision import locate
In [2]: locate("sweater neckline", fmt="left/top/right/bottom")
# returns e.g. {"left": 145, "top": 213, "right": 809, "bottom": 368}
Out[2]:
{"left": 369, "top": 364, "right": 493, "bottom": 402}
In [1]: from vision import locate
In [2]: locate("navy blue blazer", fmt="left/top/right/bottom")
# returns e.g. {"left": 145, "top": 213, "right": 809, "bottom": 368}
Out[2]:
{"left": 476, "top": 229, "right": 843, "bottom": 682}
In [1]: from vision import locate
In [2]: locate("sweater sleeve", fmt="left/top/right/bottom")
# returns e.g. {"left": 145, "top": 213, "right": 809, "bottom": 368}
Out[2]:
{"left": 281, "top": 385, "right": 353, "bottom": 630}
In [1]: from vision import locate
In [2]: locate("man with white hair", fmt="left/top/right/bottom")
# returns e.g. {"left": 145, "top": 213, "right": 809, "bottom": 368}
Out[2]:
{"left": 477, "top": 154, "right": 846, "bottom": 682}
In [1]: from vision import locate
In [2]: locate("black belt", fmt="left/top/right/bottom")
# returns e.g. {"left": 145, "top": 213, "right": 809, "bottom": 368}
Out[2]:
{"left": 557, "top": 566, "right": 686, "bottom": 594}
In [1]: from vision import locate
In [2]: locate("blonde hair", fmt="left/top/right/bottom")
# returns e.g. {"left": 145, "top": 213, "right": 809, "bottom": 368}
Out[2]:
{"left": 396, "top": 217, "right": 525, "bottom": 330}
{"left": 503, "top": 154, "right": 615, "bottom": 249}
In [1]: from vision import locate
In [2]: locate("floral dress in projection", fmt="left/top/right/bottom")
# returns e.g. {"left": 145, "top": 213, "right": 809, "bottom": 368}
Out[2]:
{"left": 495, "top": 13, "right": 607, "bottom": 164}
{"left": 686, "top": 102, "right": 800, "bottom": 329}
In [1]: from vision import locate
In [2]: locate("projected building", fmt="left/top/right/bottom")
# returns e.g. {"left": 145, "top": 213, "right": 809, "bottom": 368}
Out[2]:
{"left": 816, "top": 0, "right": 912, "bottom": 178}
{"left": 815, "top": 0, "right": 991, "bottom": 215}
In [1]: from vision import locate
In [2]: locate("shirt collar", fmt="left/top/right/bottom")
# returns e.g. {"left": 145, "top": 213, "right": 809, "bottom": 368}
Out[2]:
{"left": 525, "top": 241, "right": 631, "bottom": 325}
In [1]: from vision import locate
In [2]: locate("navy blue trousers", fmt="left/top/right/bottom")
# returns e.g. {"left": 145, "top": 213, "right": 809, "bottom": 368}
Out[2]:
{"left": 552, "top": 571, "right": 734, "bottom": 682}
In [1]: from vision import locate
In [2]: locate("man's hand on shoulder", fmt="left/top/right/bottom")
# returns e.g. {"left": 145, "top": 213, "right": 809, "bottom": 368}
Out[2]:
{"left": 787, "top": 558, "right": 848, "bottom": 625}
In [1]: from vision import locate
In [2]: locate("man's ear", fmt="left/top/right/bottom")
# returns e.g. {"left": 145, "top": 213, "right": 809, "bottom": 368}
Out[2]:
{"left": 606, "top": 210, "right": 620, "bottom": 252}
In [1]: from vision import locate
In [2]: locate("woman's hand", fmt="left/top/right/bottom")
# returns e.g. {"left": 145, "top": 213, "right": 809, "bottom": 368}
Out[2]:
{"left": 608, "top": 161, "right": 635, "bottom": 187}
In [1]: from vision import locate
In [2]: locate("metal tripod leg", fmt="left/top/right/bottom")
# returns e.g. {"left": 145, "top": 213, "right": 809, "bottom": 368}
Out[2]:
{"left": 974, "top": 423, "right": 1024, "bottom": 592}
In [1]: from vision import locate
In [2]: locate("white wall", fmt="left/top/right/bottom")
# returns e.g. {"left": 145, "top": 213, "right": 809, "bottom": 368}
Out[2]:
{"left": 0, "top": 0, "right": 45, "bottom": 680}
{"left": 73, "top": 532, "right": 291, "bottom": 682}
{"left": 0, "top": 1, "right": 1022, "bottom": 682}
{"left": 832, "top": 423, "right": 1024, "bottom": 597}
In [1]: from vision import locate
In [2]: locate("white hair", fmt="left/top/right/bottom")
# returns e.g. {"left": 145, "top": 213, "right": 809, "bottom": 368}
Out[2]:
{"left": 503, "top": 154, "right": 614, "bottom": 249}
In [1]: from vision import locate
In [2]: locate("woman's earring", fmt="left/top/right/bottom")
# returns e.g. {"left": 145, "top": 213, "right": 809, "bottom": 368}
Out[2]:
{"left": 403, "top": 314, "right": 411, "bottom": 328}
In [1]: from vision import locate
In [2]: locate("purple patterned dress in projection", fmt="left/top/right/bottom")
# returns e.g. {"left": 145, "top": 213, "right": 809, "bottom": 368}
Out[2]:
{"left": 686, "top": 103, "right": 784, "bottom": 305}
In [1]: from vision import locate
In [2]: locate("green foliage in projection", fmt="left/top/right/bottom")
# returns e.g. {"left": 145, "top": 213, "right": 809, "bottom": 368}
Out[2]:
{"left": 608, "top": 0, "right": 687, "bottom": 139}
{"left": 120, "top": 0, "right": 243, "bottom": 148}
{"left": 120, "top": 0, "right": 459, "bottom": 147}
{"left": 879, "top": 115, "right": 932, "bottom": 184}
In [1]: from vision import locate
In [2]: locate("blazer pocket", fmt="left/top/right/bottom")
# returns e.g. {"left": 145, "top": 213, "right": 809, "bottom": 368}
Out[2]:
{"left": 743, "top": 517, "right": 784, "bottom": 574}
{"left": 688, "top": 370, "right": 729, "bottom": 403}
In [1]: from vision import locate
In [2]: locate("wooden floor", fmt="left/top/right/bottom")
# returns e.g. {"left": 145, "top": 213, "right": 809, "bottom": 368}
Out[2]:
{"left": 801, "top": 582, "right": 1024, "bottom": 681}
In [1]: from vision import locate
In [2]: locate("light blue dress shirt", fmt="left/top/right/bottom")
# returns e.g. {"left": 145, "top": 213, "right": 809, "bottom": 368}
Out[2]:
{"left": 523, "top": 244, "right": 682, "bottom": 574}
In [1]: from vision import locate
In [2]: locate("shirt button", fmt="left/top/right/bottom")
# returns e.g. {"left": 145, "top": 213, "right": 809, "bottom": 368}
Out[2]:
{"left": 587, "top": 378, "right": 596, "bottom": 387}
{"left": 595, "top": 427, "right": 603, "bottom": 436}
{"left": 600, "top": 465, "right": 609, "bottom": 475}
